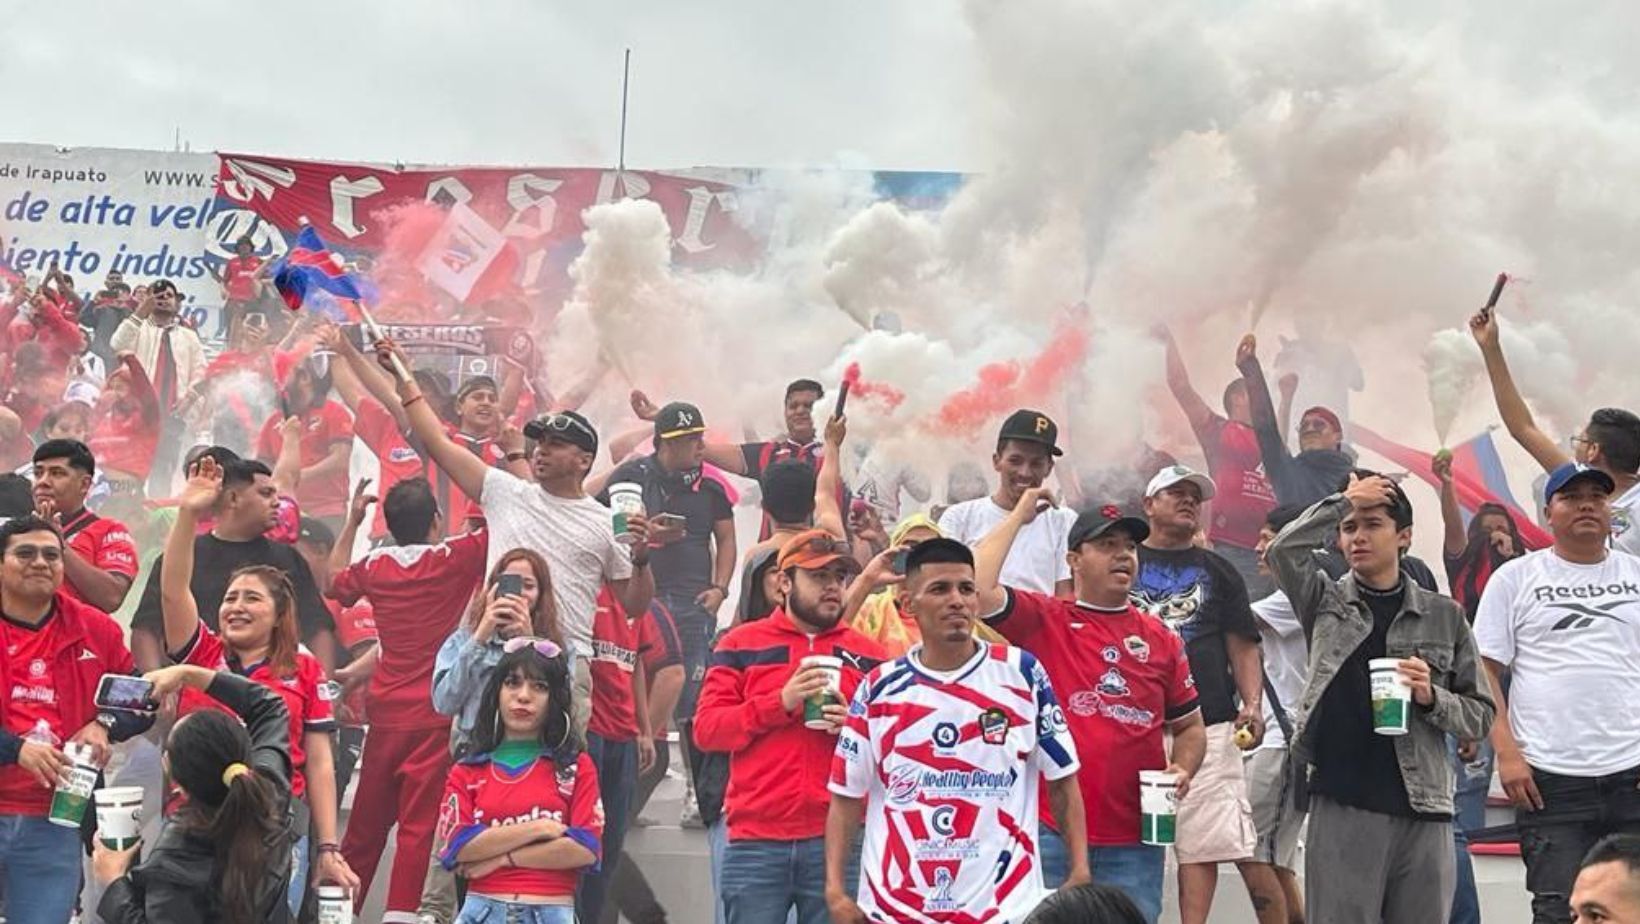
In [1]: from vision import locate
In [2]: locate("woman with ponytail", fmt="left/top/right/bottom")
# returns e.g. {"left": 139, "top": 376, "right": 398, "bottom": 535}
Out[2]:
{"left": 93, "top": 663, "right": 295, "bottom": 924}
{"left": 437, "top": 642, "right": 602, "bottom": 923}
{"left": 160, "top": 456, "right": 359, "bottom": 912}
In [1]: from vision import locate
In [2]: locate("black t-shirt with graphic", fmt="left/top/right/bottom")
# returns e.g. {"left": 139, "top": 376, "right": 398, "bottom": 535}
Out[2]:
{"left": 1131, "top": 544, "right": 1260, "bottom": 725}
{"left": 598, "top": 456, "right": 733, "bottom": 597}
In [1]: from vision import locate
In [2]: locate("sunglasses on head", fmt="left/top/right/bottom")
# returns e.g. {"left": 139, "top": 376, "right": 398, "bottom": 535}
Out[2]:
{"left": 526, "top": 414, "right": 595, "bottom": 441}
{"left": 502, "top": 636, "right": 563, "bottom": 659}
{"left": 791, "top": 535, "right": 853, "bottom": 559}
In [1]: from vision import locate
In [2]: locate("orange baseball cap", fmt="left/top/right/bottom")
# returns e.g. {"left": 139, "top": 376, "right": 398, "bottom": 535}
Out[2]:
{"left": 777, "top": 529, "right": 861, "bottom": 573}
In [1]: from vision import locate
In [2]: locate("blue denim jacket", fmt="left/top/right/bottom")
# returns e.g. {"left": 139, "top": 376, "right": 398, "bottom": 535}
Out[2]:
{"left": 1269, "top": 495, "right": 1495, "bottom": 815}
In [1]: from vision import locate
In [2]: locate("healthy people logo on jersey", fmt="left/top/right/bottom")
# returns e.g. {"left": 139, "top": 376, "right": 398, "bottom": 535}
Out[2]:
{"left": 885, "top": 764, "right": 1018, "bottom": 806}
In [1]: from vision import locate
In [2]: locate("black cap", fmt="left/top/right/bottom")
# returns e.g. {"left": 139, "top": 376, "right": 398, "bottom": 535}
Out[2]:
{"left": 523, "top": 411, "right": 599, "bottom": 454}
{"left": 455, "top": 375, "right": 499, "bottom": 402}
{"left": 998, "top": 409, "right": 1062, "bottom": 456}
{"left": 1068, "top": 504, "right": 1150, "bottom": 550}
{"left": 655, "top": 402, "right": 707, "bottom": 441}
{"left": 296, "top": 516, "right": 335, "bottom": 549}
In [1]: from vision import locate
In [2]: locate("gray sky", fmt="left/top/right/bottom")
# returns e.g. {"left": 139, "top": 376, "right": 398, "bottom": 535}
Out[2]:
{"left": 1, "top": 0, "right": 979, "bottom": 171}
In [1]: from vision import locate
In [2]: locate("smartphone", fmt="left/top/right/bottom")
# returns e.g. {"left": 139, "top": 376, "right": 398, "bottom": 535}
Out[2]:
{"left": 891, "top": 548, "right": 910, "bottom": 576}
{"left": 652, "top": 512, "right": 687, "bottom": 531}
{"left": 95, "top": 674, "right": 158, "bottom": 713}
{"left": 496, "top": 573, "right": 525, "bottom": 598}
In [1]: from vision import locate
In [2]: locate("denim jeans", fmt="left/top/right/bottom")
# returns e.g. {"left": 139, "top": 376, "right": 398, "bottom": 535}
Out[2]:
{"left": 720, "top": 836, "right": 859, "bottom": 924}
{"left": 577, "top": 732, "right": 636, "bottom": 924}
{"left": 709, "top": 819, "right": 729, "bottom": 924}
{"left": 1518, "top": 763, "right": 1640, "bottom": 924}
{"left": 455, "top": 894, "right": 576, "bottom": 923}
{"left": 290, "top": 831, "right": 311, "bottom": 916}
{"left": 0, "top": 814, "right": 84, "bottom": 924}
{"left": 1039, "top": 830, "right": 1165, "bottom": 924}
{"left": 1449, "top": 736, "right": 1492, "bottom": 924}
{"left": 661, "top": 592, "right": 715, "bottom": 724}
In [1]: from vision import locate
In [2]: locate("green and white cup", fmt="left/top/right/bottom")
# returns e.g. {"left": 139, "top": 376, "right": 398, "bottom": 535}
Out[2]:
{"left": 609, "top": 483, "right": 645, "bottom": 546}
{"left": 94, "top": 786, "right": 145, "bottom": 849}
{"left": 801, "top": 655, "right": 843, "bottom": 729}
{"left": 47, "top": 743, "right": 98, "bottom": 829}
{"left": 1138, "top": 769, "right": 1180, "bottom": 846}
{"left": 315, "top": 885, "right": 353, "bottom": 924}
{"left": 1370, "top": 658, "right": 1412, "bottom": 736}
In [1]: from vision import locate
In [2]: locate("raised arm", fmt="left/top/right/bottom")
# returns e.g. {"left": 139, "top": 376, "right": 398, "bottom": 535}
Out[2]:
{"left": 1156, "top": 325, "right": 1215, "bottom": 434}
{"left": 1235, "top": 334, "right": 1297, "bottom": 494}
{"left": 268, "top": 416, "right": 305, "bottom": 498}
{"left": 376, "top": 339, "right": 493, "bottom": 502}
{"left": 1432, "top": 452, "right": 1468, "bottom": 557}
{"left": 814, "top": 415, "right": 848, "bottom": 538}
{"left": 973, "top": 487, "right": 1054, "bottom": 615}
{"left": 330, "top": 479, "right": 376, "bottom": 577}
{"left": 1470, "top": 309, "right": 1569, "bottom": 472}
{"left": 160, "top": 459, "right": 224, "bottom": 653}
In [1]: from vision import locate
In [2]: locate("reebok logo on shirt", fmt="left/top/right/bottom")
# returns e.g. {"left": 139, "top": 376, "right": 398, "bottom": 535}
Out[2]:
{"left": 1546, "top": 601, "right": 1629, "bottom": 631}
{"left": 1531, "top": 582, "right": 1640, "bottom": 604}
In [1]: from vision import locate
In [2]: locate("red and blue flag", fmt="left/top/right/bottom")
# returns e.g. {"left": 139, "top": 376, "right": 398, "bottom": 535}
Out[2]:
{"left": 272, "top": 226, "right": 363, "bottom": 313}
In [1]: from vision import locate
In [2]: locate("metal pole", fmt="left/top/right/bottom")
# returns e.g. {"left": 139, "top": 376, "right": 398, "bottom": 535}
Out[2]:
{"left": 618, "top": 48, "right": 631, "bottom": 179}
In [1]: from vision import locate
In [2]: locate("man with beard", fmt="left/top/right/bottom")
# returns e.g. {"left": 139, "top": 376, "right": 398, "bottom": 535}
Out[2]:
{"left": 694, "top": 530, "right": 886, "bottom": 924}
{"left": 1131, "top": 465, "right": 1268, "bottom": 924}
{"left": 826, "top": 538, "right": 1088, "bottom": 924}
{"left": 255, "top": 354, "right": 355, "bottom": 532}
{"left": 1475, "top": 464, "right": 1640, "bottom": 924}
{"left": 110, "top": 279, "right": 205, "bottom": 496}
{"left": 940, "top": 410, "right": 1077, "bottom": 596}
{"left": 1234, "top": 334, "right": 1354, "bottom": 510}
{"left": 30, "top": 439, "right": 137, "bottom": 612}
{"left": 975, "top": 490, "right": 1206, "bottom": 923}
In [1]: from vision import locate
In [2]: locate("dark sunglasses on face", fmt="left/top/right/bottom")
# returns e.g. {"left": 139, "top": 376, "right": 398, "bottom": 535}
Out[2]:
{"left": 7, "top": 545, "right": 63, "bottom": 564}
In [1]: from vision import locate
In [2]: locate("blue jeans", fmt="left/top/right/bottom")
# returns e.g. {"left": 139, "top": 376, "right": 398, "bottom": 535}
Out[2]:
{"left": 290, "top": 831, "right": 310, "bottom": 915}
{"left": 1040, "top": 830, "right": 1165, "bottom": 924}
{"left": 578, "top": 732, "right": 636, "bottom": 923}
{"left": 0, "top": 814, "right": 84, "bottom": 924}
{"left": 720, "top": 837, "right": 859, "bottom": 924}
{"left": 661, "top": 592, "right": 715, "bottom": 723}
{"left": 455, "top": 894, "right": 576, "bottom": 923}
{"left": 1449, "top": 736, "right": 1492, "bottom": 924}
{"left": 709, "top": 819, "right": 730, "bottom": 924}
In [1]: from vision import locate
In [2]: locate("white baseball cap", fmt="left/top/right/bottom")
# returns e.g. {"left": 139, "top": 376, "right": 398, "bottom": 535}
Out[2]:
{"left": 1145, "top": 464, "right": 1217, "bottom": 501}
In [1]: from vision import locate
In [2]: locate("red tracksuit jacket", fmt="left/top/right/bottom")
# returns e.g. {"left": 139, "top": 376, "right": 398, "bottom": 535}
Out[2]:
{"left": 693, "top": 607, "right": 886, "bottom": 842}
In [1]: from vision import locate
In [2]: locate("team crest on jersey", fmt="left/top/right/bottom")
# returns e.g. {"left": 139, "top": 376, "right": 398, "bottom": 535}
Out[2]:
{"left": 979, "top": 707, "right": 1009, "bottom": 745}
{"left": 435, "top": 794, "right": 460, "bottom": 845}
{"left": 1614, "top": 508, "right": 1633, "bottom": 536}
{"left": 1101, "top": 645, "right": 1121, "bottom": 663}
{"left": 28, "top": 659, "right": 45, "bottom": 679}
{"left": 1097, "top": 668, "right": 1130, "bottom": 698}
{"left": 1123, "top": 635, "right": 1150, "bottom": 663}
{"left": 924, "top": 866, "right": 958, "bottom": 913}
{"left": 1068, "top": 690, "right": 1100, "bottom": 716}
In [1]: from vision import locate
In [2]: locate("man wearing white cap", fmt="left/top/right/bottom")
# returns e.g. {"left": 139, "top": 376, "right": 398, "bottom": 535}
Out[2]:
{"left": 1132, "top": 465, "right": 1268, "bottom": 924}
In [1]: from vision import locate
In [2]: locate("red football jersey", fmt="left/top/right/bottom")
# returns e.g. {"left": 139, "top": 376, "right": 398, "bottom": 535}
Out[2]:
{"left": 0, "top": 617, "right": 66, "bottom": 815}
{"left": 437, "top": 751, "right": 603, "bottom": 899}
{"left": 352, "top": 400, "right": 426, "bottom": 540}
{"left": 59, "top": 511, "right": 138, "bottom": 608}
{"left": 256, "top": 400, "right": 354, "bottom": 517}
{"left": 589, "top": 588, "right": 640, "bottom": 742}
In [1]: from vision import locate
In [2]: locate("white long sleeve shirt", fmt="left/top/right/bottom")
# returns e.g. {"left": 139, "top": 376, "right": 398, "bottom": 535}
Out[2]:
{"left": 109, "top": 315, "right": 206, "bottom": 407}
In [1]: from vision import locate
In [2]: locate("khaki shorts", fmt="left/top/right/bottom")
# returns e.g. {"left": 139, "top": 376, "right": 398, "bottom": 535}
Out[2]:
{"left": 1244, "top": 745, "right": 1305, "bottom": 871}
{"left": 1175, "top": 722, "right": 1257, "bottom": 864}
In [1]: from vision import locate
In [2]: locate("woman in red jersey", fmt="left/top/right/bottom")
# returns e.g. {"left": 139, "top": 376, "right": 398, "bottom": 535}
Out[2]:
{"left": 160, "top": 454, "right": 359, "bottom": 914}
{"left": 438, "top": 640, "right": 602, "bottom": 924}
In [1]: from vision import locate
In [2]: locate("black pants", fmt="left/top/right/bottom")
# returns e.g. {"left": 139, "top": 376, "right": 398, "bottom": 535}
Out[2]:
{"left": 601, "top": 737, "right": 673, "bottom": 924}
{"left": 1519, "top": 763, "right": 1640, "bottom": 924}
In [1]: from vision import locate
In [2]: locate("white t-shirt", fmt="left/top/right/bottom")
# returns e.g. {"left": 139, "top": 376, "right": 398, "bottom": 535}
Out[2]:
{"left": 1473, "top": 548, "right": 1640, "bottom": 776}
{"left": 1610, "top": 481, "right": 1640, "bottom": 557}
{"left": 832, "top": 643, "right": 1079, "bottom": 923}
{"left": 939, "top": 498, "right": 1074, "bottom": 595}
{"left": 480, "top": 468, "right": 634, "bottom": 655}
{"left": 1250, "top": 590, "right": 1308, "bottom": 752}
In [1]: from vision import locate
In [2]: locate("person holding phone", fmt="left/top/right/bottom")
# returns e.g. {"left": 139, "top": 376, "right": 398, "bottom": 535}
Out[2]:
{"left": 159, "top": 457, "right": 359, "bottom": 915}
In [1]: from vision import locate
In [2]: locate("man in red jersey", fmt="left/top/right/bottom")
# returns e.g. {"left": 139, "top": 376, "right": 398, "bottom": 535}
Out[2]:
{"left": 329, "top": 477, "right": 486, "bottom": 923}
{"left": 256, "top": 355, "right": 354, "bottom": 531}
{"left": 30, "top": 439, "right": 138, "bottom": 613}
{"left": 975, "top": 489, "right": 1207, "bottom": 924}
{"left": 694, "top": 530, "right": 886, "bottom": 924}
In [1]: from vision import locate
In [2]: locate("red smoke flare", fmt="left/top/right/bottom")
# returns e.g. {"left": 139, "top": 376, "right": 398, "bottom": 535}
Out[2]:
{"left": 844, "top": 362, "right": 906, "bottom": 410}
{"left": 932, "top": 320, "right": 1089, "bottom": 436}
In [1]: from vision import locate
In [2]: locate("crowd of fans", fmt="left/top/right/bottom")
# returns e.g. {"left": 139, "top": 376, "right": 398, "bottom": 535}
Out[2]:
{"left": 0, "top": 264, "right": 1637, "bottom": 924}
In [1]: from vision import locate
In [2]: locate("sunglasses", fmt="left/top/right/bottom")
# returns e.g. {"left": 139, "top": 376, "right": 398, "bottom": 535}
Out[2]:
{"left": 526, "top": 414, "right": 595, "bottom": 442}
{"left": 7, "top": 545, "right": 63, "bottom": 564}
{"left": 790, "top": 535, "right": 852, "bottom": 559}
{"left": 502, "top": 636, "right": 563, "bottom": 659}
{"left": 1299, "top": 417, "right": 1334, "bottom": 434}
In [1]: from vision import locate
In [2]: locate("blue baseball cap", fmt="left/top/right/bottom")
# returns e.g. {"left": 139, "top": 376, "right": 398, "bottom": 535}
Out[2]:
{"left": 1544, "top": 462, "right": 1615, "bottom": 501}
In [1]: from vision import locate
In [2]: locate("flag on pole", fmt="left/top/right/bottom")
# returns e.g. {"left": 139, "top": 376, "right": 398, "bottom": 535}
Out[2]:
{"left": 1352, "top": 424, "right": 1550, "bottom": 551}
{"left": 416, "top": 203, "right": 519, "bottom": 304}
{"left": 272, "top": 226, "right": 364, "bottom": 312}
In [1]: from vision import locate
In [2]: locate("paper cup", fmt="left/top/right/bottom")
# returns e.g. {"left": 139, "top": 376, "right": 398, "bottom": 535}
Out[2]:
{"left": 800, "top": 655, "right": 843, "bottom": 729}
{"left": 95, "top": 786, "right": 145, "bottom": 849}
{"left": 1369, "top": 658, "right": 1412, "bottom": 736}
{"left": 47, "top": 744, "right": 97, "bottom": 829}
{"left": 315, "top": 885, "right": 352, "bottom": 924}
{"left": 609, "top": 483, "right": 645, "bottom": 545}
{"left": 1138, "top": 769, "right": 1180, "bottom": 846}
